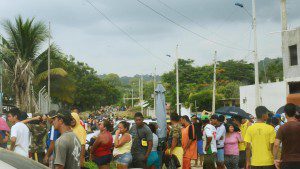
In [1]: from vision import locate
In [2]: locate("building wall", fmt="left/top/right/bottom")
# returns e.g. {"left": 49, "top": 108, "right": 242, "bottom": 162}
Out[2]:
{"left": 282, "top": 27, "right": 300, "bottom": 80}
{"left": 240, "top": 81, "right": 287, "bottom": 117}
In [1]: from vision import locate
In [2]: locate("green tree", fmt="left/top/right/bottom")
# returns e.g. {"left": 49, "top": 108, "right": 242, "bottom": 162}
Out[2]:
{"left": 259, "top": 57, "right": 283, "bottom": 82}
{"left": 0, "top": 16, "right": 67, "bottom": 111}
{"left": 103, "top": 73, "right": 122, "bottom": 87}
{"left": 189, "top": 90, "right": 223, "bottom": 112}
{"left": 217, "top": 81, "right": 242, "bottom": 99}
{"left": 58, "top": 56, "right": 121, "bottom": 110}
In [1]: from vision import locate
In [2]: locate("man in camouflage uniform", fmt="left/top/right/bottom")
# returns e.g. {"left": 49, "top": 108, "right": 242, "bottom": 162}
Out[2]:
{"left": 22, "top": 114, "right": 48, "bottom": 163}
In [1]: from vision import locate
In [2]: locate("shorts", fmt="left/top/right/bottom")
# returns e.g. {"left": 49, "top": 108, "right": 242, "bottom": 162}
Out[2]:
{"left": 238, "top": 150, "right": 246, "bottom": 168}
{"left": 251, "top": 165, "right": 275, "bottom": 169}
{"left": 217, "top": 148, "right": 224, "bottom": 162}
{"left": 197, "top": 140, "right": 204, "bottom": 155}
{"left": 147, "top": 151, "right": 159, "bottom": 168}
{"left": 93, "top": 154, "right": 112, "bottom": 166}
{"left": 115, "top": 153, "right": 132, "bottom": 166}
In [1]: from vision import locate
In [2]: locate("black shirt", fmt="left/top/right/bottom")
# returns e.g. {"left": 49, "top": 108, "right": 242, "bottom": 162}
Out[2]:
{"left": 192, "top": 123, "right": 203, "bottom": 141}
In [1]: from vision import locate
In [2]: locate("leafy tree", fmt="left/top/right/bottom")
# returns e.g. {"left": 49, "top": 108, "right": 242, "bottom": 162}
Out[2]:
{"left": 58, "top": 56, "right": 121, "bottom": 110}
{"left": 103, "top": 73, "right": 122, "bottom": 87}
{"left": 189, "top": 89, "right": 223, "bottom": 112}
{"left": 217, "top": 81, "right": 242, "bottom": 99}
{"left": 259, "top": 57, "right": 283, "bottom": 82}
{"left": 161, "top": 58, "right": 255, "bottom": 110}
{"left": 0, "top": 16, "right": 67, "bottom": 111}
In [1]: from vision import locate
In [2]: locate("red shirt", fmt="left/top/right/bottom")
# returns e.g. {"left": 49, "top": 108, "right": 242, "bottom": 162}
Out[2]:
{"left": 94, "top": 132, "right": 113, "bottom": 157}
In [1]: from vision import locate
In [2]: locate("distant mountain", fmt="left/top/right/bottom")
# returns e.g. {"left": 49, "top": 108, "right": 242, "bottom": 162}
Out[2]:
{"left": 99, "top": 74, "right": 161, "bottom": 85}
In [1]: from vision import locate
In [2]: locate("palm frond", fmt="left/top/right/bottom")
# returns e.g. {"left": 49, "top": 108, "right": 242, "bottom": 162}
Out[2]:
{"left": 2, "top": 16, "right": 48, "bottom": 61}
{"left": 34, "top": 68, "right": 67, "bottom": 84}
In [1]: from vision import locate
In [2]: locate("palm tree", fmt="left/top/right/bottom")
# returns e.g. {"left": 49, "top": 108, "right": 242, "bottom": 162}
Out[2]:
{"left": 0, "top": 16, "right": 68, "bottom": 111}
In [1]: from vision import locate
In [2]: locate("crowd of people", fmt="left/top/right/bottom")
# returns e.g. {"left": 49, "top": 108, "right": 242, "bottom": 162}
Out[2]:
{"left": 0, "top": 103, "right": 300, "bottom": 169}
{"left": 164, "top": 103, "right": 300, "bottom": 169}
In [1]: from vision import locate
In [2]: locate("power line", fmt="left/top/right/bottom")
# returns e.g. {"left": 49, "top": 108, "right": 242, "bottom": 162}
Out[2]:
{"left": 136, "top": 0, "right": 250, "bottom": 52}
{"left": 156, "top": 0, "right": 239, "bottom": 46}
{"left": 84, "top": 0, "right": 170, "bottom": 66}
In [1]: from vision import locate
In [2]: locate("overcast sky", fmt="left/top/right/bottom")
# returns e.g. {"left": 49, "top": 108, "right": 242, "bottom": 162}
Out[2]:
{"left": 1, "top": 0, "right": 300, "bottom": 76}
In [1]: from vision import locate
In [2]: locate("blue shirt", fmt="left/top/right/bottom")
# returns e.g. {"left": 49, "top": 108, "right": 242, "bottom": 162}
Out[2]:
{"left": 46, "top": 126, "right": 60, "bottom": 149}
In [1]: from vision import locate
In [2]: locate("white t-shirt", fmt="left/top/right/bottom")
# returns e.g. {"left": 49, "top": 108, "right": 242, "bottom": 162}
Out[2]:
{"left": 216, "top": 123, "right": 226, "bottom": 148}
{"left": 202, "top": 124, "right": 217, "bottom": 154}
{"left": 10, "top": 122, "right": 30, "bottom": 157}
{"left": 152, "top": 133, "right": 158, "bottom": 151}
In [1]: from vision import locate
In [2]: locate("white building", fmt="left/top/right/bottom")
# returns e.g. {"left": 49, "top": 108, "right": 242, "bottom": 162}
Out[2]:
{"left": 282, "top": 27, "right": 300, "bottom": 104}
{"left": 240, "top": 1, "right": 300, "bottom": 117}
{"left": 240, "top": 82, "right": 287, "bottom": 117}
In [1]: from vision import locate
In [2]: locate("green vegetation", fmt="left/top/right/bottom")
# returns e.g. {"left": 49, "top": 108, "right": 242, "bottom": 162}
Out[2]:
{"left": 161, "top": 58, "right": 283, "bottom": 111}
{"left": 0, "top": 16, "right": 121, "bottom": 112}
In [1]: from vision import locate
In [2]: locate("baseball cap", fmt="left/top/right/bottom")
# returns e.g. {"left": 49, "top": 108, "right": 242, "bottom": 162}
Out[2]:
{"left": 55, "top": 110, "right": 73, "bottom": 126}
{"left": 274, "top": 113, "right": 281, "bottom": 118}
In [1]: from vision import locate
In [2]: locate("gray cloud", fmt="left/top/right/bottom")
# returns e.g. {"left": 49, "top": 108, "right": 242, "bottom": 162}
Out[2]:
{"left": 0, "top": 0, "right": 300, "bottom": 76}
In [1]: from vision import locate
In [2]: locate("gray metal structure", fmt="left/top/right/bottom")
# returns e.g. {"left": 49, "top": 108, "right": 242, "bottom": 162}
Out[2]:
{"left": 155, "top": 83, "right": 167, "bottom": 139}
{"left": 38, "top": 86, "right": 50, "bottom": 114}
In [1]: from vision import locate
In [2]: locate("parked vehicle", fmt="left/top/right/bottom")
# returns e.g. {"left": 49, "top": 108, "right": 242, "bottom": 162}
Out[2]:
{"left": 0, "top": 148, "right": 49, "bottom": 169}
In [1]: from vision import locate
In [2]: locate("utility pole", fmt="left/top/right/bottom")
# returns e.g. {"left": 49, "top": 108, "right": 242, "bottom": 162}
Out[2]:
{"left": 212, "top": 51, "right": 217, "bottom": 114}
{"left": 153, "top": 67, "right": 156, "bottom": 114}
{"left": 141, "top": 75, "right": 144, "bottom": 114}
{"left": 252, "top": 0, "right": 260, "bottom": 107}
{"left": 194, "top": 100, "right": 197, "bottom": 116}
{"left": 47, "top": 22, "right": 51, "bottom": 113}
{"left": 176, "top": 45, "right": 180, "bottom": 115}
{"left": 131, "top": 89, "right": 134, "bottom": 108}
{"left": 281, "top": 0, "right": 287, "bottom": 31}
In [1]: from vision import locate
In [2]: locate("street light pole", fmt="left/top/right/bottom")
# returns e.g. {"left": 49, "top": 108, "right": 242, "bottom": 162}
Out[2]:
{"left": 235, "top": 0, "right": 260, "bottom": 107}
{"left": 252, "top": 0, "right": 260, "bottom": 107}
{"left": 176, "top": 45, "right": 180, "bottom": 115}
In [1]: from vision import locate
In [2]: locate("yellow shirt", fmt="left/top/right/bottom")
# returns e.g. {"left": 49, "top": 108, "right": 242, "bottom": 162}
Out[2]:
{"left": 244, "top": 123, "right": 276, "bottom": 166}
{"left": 116, "top": 135, "right": 132, "bottom": 155}
{"left": 71, "top": 113, "right": 87, "bottom": 145}
{"left": 238, "top": 120, "right": 249, "bottom": 151}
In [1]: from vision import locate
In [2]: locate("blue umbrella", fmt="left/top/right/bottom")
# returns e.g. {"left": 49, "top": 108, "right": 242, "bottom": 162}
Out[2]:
{"left": 155, "top": 83, "right": 167, "bottom": 138}
{"left": 276, "top": 105, "right": 300, "bottom": 114}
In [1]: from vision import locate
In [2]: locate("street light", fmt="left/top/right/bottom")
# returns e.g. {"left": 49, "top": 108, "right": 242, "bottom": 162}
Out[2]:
{"left": 235, "top": 0, "right": 260, "bottom": 107}
{"left": 166, "top": 45, "right": 180, "bottom": 115}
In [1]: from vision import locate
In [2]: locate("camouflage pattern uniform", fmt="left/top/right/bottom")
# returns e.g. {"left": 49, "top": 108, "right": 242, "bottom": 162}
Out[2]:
{"left": 27, "top": 121, "right": 48, "bottom": 163}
